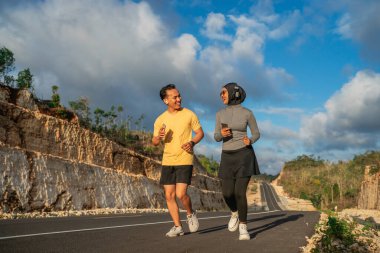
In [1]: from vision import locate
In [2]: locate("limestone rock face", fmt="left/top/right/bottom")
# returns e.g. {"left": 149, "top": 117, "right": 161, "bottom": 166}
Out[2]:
{"left": 0, "top": 85, "right": 226, "bottom": 213}
{"left": 358, "top": 166, "right": 380, "bottom": 210}
{"left": 0, "top": 85, "right": 10, "bottom": 102}
{"left": 16, "top": 89, "right": 38, "bottom": 111}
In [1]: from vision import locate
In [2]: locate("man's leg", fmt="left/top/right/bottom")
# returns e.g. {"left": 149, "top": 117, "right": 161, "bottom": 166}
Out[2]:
{"left": 164, "top": 185, "right": 181, "bottom": 226}
{"left": 175, "top": 183, "right": 193, "bottom": 215}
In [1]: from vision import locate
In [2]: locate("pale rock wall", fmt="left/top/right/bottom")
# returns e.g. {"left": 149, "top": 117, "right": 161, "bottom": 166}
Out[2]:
{"left": 358, "top": 166, "right": 380, "bottom": 210}
{"left": 0, "top": 86, "right": 226, "bottom": 212}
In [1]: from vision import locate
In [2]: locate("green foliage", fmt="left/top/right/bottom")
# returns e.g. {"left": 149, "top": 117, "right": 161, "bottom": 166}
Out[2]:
{"left": 49, "top": 85, "right": 60, "bottom": 108}
{"left": 69, "top": 97, "right": 92, "bottom": 128}
{"left": 283, "top": 154, "right": 324, "bottom": 171}
{"left": 278, "top": 152, "right": 380, "bottom": 210}
{"left": 313, "top": 215, "right": 357, "bottom": 253}
{"left": 198, "top": 154, "right": 219, "bottom": 176}
{"left": 255, "top": 173, "right": 278, "bottom": 182}
{"left": 369, "top": 165, "right": 380, "bottom": 175}
{"left": 16, "top": 68, "right": 33, "bottom": 89}
{"left": 0, "top": 47, "right": 15, "bottom": 80}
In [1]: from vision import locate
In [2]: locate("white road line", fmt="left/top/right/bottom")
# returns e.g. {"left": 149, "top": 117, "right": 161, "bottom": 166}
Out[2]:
{"left": 92, "top": 215, "right": 143, "bottom": 219}
{"left": 0, "top": 210, "right": 280, "bottom": 240}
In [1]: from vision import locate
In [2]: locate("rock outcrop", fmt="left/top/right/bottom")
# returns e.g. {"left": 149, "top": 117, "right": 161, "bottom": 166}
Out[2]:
{"left": 0, "top": 85, "right": 226, "bottom": 213}
{"left": 358, "top": 166, "right": 380, "bottom": 210}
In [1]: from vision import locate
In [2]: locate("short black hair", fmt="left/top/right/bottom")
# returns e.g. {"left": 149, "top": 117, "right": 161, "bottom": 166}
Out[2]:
{"left": 160, "top": 84, "right": 176, "bottom": 100}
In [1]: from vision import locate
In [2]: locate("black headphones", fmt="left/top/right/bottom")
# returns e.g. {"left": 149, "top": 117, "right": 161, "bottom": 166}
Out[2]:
{"left": 234, "top": 86, "right": 240, "bottom": 98}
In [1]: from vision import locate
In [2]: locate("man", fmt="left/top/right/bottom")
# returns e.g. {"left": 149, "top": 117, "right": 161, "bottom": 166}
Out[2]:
{"left": 152, "top": 84, "right": 204, "bottom": 237}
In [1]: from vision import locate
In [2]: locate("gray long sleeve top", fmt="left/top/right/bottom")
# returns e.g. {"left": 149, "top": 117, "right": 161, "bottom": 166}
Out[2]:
{"left": 214, "top": 104, "right": 260, "bottom": 151}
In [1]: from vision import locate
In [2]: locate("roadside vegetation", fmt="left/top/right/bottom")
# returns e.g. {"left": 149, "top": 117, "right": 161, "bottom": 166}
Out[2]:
{"left": 278, "top": 152, "right": 380, "bottom": 210}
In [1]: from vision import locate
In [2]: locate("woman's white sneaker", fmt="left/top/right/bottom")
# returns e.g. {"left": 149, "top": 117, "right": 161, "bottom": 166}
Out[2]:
{"left": 165, "top": 226, "right": 184, "bottom": 237}
{"left": 187, "top": 212, "right": 199, "bottom": 233}
{"left": 228, "top": 211, "right": 239, "bottom": 232}
{"left": 239, "top": 223, "right": 250, "bottom": 240}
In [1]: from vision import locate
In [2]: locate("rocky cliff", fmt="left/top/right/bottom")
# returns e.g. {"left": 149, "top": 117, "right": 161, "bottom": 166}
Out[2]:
{"left": 358, "top": 166, "right": 380, "bottom": 210}
{"left": 0, "top": 85, "right": 226, "bottom": 213}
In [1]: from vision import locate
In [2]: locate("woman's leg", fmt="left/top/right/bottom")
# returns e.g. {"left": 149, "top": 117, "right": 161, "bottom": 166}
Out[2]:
{"left": 221, "top": 179, "right": 237, "bottom": 212}
{"left": 234, "top": 177, "right": 251, "bottom": 223}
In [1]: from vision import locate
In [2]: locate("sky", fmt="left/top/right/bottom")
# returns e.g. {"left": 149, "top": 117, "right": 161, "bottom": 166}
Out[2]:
{"left": 1, "top": 0, "right": 380, "bottom": 175}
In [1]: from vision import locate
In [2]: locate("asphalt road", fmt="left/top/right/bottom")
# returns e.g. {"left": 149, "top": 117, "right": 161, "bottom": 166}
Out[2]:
{"left": 261, "top": 182, "right": 283, "bottom": 211}
{"left": 0, "top": 184, "right": 320, "bottom": 253}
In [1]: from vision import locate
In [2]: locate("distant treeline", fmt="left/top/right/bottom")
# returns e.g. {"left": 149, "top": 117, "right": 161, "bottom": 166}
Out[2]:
{"left": 278, "top": 152, "right": 380, "bottom": 210}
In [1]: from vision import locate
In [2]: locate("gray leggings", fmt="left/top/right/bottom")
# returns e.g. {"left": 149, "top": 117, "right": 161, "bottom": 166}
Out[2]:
{"left": 221, "top": 177, "right": 251, "bottom": 222}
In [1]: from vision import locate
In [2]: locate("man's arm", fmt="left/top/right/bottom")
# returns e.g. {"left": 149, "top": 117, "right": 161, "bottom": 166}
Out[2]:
{"left": 192, "top": 127, "right": 204, "bottom": 145}
{"left": 181, "top": 127, "right": 204, "bottom": 153}
{"left": 152, "top": 135, "right": 161, "bottom": 146}
{"left": 152, "top": 124, "right": 165, "bottom": 146}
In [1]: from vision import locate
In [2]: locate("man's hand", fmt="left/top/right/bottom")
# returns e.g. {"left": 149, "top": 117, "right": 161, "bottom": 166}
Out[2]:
{"left": 221, "top": 128, "right": 232, "bottom": 138}
{"left": 243, "top": 136, "right": 251, "bottom": 146}
{"left": 158, "top": 125, "right": 166, "bottom": 140}
{"left": 181, "top": 141, "right": 194, "bottom": 153}
{"left": 152, "top": 125, "right": 166, "bottom": 146}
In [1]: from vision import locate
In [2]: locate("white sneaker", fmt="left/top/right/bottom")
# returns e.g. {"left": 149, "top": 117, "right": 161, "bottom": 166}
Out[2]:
{"left": 187, "top": 212, "right": 199, "bottom": 233}
{"left": 165, "top": 226, "right": 184, "bottom": 237}
{"left": 239, "top": 223, "right": 250, "bottom": 240}
{"left": 228, "top": 211, "right": 239, "bottom": 232}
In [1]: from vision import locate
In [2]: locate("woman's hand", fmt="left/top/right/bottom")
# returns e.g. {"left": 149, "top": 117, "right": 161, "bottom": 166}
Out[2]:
{"left": 243, "top": 136, "right": 251, "bottom": 146}
{"left": 221, "top": 128, "right": 232, "bottom": 138}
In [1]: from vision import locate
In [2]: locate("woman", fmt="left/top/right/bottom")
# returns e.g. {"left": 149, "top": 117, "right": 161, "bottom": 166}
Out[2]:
{"left": 214, "top": 82, "right": 260, "bottom": 240}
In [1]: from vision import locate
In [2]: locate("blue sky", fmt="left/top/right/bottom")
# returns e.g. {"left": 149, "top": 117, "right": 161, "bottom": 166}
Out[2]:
{"left": 1, "top": 0, "right": 379, "bottom": 174}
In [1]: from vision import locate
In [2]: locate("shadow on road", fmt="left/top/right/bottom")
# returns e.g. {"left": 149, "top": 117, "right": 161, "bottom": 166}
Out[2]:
{"left": 197, "top": 213, "right": 287, "bottom": 235}
{"left": 248, "top": 213, "right": 304, "bottom": 239}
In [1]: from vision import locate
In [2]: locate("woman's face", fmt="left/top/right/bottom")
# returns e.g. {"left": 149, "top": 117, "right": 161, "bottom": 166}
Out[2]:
{"left": 220, "top": 88, "right": 228, "bottom": 105}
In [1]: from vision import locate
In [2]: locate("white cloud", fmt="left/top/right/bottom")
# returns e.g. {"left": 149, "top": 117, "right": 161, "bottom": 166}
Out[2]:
{"left": 336, "top": 13, "right": 352, "bottom": 39}
{"left": 268, "top": 10, "right": 301, "bottom": 40}
{"left": 0, "top": 0, "right": 297, "bottom": 174}
{"left": 335, "top": 0, "right": 380, "bottom": 63}
{"left": 255, "top": 147, "right": 287, "bottom": 175}
{"left": 300, "top": 70, "right": 380, "bottom": 151}
{"left": 201, "top": 12, "right": 232, "bottom": 41}
{"left": 167, "top": 34, "right": 200, "bottom": 73}
{"left": 256, "top": 106, "right": 304, "bottom": 116}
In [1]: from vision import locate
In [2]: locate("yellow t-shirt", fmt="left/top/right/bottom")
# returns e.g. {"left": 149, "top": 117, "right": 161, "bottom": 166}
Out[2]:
{"left": 154, "top": 108, "right": 201, "bottom": 166}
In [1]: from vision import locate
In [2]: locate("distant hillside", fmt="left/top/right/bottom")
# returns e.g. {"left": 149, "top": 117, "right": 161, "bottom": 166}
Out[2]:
{"left": 277, "top": 152, "right": 380, "bottom": 210}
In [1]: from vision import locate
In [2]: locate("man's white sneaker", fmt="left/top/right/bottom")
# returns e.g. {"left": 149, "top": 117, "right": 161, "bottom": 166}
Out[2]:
{"left": 187, "top": 212, "right": 199, "bottom": 233}
{"left": 228, "top": 211, "right": 239, "bottom": 232}
{"left": 165, "top": 226, "right": 184, "bottom": 237}
{"left": 239, "top": 223, "right": 250, "bottom": 240}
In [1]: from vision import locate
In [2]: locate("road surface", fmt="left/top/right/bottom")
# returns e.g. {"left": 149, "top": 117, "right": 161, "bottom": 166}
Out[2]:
{"left": 0, "top": 183, "right": 319, "bottom": 253}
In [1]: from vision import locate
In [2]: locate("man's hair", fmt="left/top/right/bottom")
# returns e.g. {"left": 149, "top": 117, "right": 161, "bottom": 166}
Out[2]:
{"left": 160, "top": 84, "right": 176, "bottom": 100}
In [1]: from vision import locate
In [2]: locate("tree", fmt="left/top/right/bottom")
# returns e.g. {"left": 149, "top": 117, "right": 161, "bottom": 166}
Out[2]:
{"left": 0, "top": 47, "right": 15, "bottom": 82}
{"left": 69, "top": 97, "right": 92, "bottom": 128}
{"left": 16, "top": 68, "right": 33, "bottom": 89}
{"left": 49, "top": 85, "right": 61, "bottom": 108}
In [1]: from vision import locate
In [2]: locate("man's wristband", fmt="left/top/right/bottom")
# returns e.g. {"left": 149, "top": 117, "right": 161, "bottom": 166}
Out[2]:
{"left": 190, "top": 141, "right": 195, "bottom": 147}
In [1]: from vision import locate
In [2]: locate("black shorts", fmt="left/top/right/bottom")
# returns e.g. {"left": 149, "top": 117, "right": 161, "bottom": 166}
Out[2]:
{"left": 160, "top": 165, "right": 193, "bottom": 185}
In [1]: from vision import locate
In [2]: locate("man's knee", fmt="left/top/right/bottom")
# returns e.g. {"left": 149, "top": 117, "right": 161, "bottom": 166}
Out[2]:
{"left": 165, "top": 191, "right": 176, "bottom": 202}
{"left": 176, "top": 192, "right": 188, "bottom": 201}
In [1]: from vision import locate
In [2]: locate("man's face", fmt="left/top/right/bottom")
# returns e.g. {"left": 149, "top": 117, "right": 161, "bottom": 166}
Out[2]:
{"left": 164, "top": 88, "right": 182, "bottom": 109}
